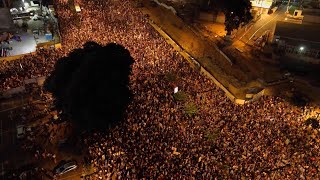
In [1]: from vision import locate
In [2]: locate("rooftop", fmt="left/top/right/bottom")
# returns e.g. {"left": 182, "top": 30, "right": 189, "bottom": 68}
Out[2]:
{"left": 302, "top": 8, "right": 320, "bottom": 16}
{"left": 274, "top": 21, "right": 320, "bottom": 43}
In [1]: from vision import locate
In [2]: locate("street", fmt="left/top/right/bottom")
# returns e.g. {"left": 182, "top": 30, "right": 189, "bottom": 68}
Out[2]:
{"left": 0, "top": 106, "right": 27, "bottom": 179}
{"left": 0, "top": 100, "right": 88, "bottom": 180}
{"left": 238, "top": 5, "right": 287, "bottom": 45}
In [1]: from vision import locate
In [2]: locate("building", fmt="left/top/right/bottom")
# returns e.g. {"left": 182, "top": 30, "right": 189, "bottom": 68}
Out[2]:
{"left": 273, "top": 21, "right": 320, "bottom": 61}
{"left": 250, "top": 0, "right": 273, "bottom": 15}
{"left": 303, "top": 8, "right": 320, "bottom": 24}
{"left": 304, "top": 0, "right": 320, "bottom": 8}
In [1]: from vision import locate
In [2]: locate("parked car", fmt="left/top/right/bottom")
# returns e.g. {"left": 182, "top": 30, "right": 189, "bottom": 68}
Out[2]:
{"left": 53, "top": 160, "right": 77, "bottom": 175}
{"left": 16, "top": 125, "right": 25, "bottom": 139}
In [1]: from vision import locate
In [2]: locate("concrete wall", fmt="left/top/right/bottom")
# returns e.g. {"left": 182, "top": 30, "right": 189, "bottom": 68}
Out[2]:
{"left": 152, "top": 0, "right": 177, "bottom": 15}
{"left": 0, "top": 52, "right": 35, "bottom": 61}
{"left": 0, "top": 76, "right": 46, "bottom": 98}
{"left": 147, "top": 16, "right": 265, "bottom": 104}
{"left": 200, "top": 66, "right": 237, "bottom": 102}
{"left": 215, "top": 12, "right": 225, "bottom": 24}
{"left": 1, "top": 86, "right": 26, "bottom": 98}
{"left": 199, "top": 12, "right": 214, "bottom": 22}
{"left": 0, "top": 42, "right": 61, "bottom": 61}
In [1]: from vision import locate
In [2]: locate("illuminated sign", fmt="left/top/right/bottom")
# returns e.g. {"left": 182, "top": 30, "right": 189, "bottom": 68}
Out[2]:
{"left": 250, "top": 0, "right": 273, "bottom": 8}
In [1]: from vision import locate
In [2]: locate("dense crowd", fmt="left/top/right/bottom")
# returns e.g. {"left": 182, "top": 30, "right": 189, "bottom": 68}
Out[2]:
{"left": 0, "top": 49, "right": 61, "bottom": 91}
{"left": 1, "top": 0, "right": 320, "bottom": 179}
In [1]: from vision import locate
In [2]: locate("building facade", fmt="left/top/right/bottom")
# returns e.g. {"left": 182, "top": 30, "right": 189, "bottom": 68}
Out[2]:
{"left": 273, "top": 22, "right": 320, "bottom": 62}
{"left": 250, "top": 0, "right": 273, "bottom": 15}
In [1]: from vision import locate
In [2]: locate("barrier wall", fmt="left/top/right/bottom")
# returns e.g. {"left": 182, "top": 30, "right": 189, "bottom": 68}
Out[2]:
{"left": 24, "top": 78, "right": 37, "bottom": 84}
{"left": 0, "top": 42, "right": 61, "bottom": 62}
{"left": 0, "top": 52, "right": 35, "bottom": 61}
{"left": 147, "top": 19, "right": 260, "bottom": 104}
{"left": 199, "top": 12, "right": 214, "bottom": 22}
{"left": 249, "top": 89, "right": 265, "bottom": 102}
{"left": 1, "top": 86, "right": 26, "bottom": 98}
{"left": 37, "top": 76, "right": 46, "bottom": 86}
{"left": 200, "top": 66, "right": 238, "bottom": 102}
{"left": 217, "top": 49, "right": 233, "bottom": 65}
{"left": 152, "top": 0, "right": 177, "bottom": 15}
{"left": 0, "top": 76, "right": 46, "bottom": 99}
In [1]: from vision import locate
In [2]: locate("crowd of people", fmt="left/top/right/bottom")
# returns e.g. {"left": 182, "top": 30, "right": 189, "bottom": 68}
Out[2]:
{"left": 0, "top": 49, "right": 62, "bottom": 91}
{"left": 1, "top": 0, "right": 320, "bottom": 179}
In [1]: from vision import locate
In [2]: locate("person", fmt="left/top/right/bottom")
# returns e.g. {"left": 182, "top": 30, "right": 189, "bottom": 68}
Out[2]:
{"left": 1, "top": 0, "right": 319, "bottom": 178}
{"left": 53, "top": 154, "right": 57, "bottom": 164}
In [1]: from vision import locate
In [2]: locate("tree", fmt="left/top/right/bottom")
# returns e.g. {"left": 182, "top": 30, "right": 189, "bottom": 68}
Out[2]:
{"left": 213, "top": 0, "right": 253, "bottom": 35}
{"left": 44, "top": 42, "right": 134, "bottom": 130}
{"left": 305, "top": 118, "right": 319, "bottom": 129}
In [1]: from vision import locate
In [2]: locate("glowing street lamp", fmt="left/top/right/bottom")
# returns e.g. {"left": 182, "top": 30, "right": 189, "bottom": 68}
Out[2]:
{"left": 299, "top": 46, "right": 304, "bottom": 51}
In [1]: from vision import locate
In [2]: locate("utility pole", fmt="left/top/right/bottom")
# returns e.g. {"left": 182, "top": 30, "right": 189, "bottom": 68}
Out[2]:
{"left": 286, "top": 0, "right": 291, "bottom": 14}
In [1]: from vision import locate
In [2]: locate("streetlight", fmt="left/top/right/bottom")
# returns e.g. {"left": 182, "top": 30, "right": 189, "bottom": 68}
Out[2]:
{"left": 299, "top": 46, "right": 304, "bottom": 51}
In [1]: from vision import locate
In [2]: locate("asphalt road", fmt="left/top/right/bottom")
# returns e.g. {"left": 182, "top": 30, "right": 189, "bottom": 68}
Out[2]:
{"left": 0, "top": 107, "right": 23, "bottom": 178}
{"left": 239, "top": 5, "right": 287, "bottom": 45}
{"left": 0, "top": 104, "right": 86, "bottom": 180}
{"left": 0, "top": 111, "right": 18, "bottom": 147}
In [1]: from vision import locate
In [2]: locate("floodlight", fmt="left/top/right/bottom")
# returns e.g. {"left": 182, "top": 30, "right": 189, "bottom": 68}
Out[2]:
{"left": 299, "top": 46, "right": 304, "bottom": 51}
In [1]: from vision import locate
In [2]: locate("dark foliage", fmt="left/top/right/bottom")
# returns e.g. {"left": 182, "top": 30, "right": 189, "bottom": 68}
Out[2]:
{"left": 44, "top": 42, "right": 134, "bottom": 130}
{"left": 213, "top": 0, "right": 253, "bottom": 35}
{"left": 290, "top": 91, "right": 309, "bottom": 107}
{"left": 305, "top": 118, "right": 320, "bottom": 129}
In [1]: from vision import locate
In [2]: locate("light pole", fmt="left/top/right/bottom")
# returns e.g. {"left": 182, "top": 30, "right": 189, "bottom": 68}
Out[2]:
{"left": 286, "top": 0, "right": 291, "bottom": 14}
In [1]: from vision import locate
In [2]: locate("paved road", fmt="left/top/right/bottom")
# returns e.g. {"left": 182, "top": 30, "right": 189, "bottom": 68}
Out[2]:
{"left": 0, "top": 106, "right": 25, "bottom": 177}
{"left": 0, "top": 109, "right": 20, "bottom": 150}
{"left": 238, "top": 5, "right": 287, "bottom": 45}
